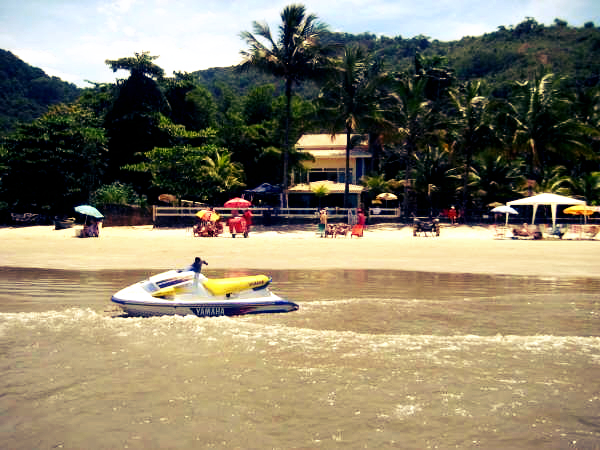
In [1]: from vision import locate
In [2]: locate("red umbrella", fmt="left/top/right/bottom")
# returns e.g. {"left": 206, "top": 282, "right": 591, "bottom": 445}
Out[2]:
{"left": 224, "top": 197, "right": 252, "bottom": 208}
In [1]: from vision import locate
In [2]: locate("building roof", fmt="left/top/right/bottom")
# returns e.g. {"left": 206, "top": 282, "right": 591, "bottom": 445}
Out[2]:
{"left": 288, "top": 180, "right": 364, "bottom": 194}
{"left": 296, "top": 133, "right": 368, "bottom": 150}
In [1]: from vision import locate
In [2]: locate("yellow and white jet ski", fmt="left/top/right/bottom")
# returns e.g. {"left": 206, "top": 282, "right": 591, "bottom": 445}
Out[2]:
{"left": 111, "top": 257, "right": 298, "bottom": 317}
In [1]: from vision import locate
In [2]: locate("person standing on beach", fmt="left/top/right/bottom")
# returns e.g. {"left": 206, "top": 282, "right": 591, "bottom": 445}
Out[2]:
{"left": 357, "top": 209, "right": 366, "bottom": 227}
{"left": 319, "top": 208, "right": 327, "bottom": 237}
{"left": 243, "top": 209, "right": 253, "bottom": 238}
{"left": 448, "top": 206, "right": 457, "bottom": 225}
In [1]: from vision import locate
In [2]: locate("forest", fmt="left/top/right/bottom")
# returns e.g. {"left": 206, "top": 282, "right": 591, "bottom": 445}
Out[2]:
{"left": 1, "top": 8, "right": 599, "bottom": 223}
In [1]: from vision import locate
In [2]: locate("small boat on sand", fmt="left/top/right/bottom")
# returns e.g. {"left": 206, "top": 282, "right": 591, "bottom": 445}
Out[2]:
{"left": 111, "top": 257, "right": 298, "bottom": 317}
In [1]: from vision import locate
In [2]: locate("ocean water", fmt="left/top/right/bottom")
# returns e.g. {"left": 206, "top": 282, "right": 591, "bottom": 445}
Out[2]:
{"left": 1, "top": 267, "right": 599, "bottom": 449}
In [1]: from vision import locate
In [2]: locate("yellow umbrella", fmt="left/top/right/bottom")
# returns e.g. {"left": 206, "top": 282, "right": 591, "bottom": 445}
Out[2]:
{"left": 196, "top": 210, "right": 220, "bottom": 222}
{"left": 564, "top": 204, "right": 596, "bottom": 225}
{"left": 563, "top": 205, "right": 596, "bottom": 216}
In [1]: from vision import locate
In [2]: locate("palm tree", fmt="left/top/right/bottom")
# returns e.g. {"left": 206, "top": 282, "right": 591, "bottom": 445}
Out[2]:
{"left": 559, "top": 169, "right": 600, "bottom": 204}
{"left": 239, "top": 4, "right": 331, "bottom": 206}
{"left": 362, "top": 174, "right": 392, "bottom": 204}
{"left": 412, "top": 145, "right": 455, "bottom": 216}
{"left": 317, "top": 44, "right": 394, "bottom": 207}
{"left": 498, "top": 73, "right": 596, "bottom": 182}
{"left": 390, "top": 74, "right": 436, "bottom": 218}
{"left": 311, "top": 183, "right": 330, "bottom": 209}
{"left": 447, "top": 80, "right": 496, "bottom": 219}
{"left": 470, "top": 150, "right": 524, "bottom": 209}
{"left": 201, "top": 150, "right": 246, "bottom": 202}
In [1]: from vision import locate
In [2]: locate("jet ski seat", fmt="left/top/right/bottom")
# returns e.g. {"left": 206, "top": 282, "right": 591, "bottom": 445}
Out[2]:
{"left": 202, "top": 275, "right": 271, "bottom": 296}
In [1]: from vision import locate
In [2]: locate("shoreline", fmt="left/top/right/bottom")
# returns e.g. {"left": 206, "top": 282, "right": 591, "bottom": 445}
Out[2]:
{"left": 1, "top": 224, "right": 599, "bottom": 278}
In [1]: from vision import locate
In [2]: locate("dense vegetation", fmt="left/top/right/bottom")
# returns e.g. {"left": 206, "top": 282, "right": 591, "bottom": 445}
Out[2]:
{"left": 1, "top": 11, "right": 599, "bottom": 223}
{"left": 0, "top": 49, "right": 81, "bottom": 135}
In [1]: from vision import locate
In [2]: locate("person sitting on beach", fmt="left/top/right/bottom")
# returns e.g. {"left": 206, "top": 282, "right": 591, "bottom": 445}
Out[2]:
{"left": 513, "top": 223, "right": 533, "bottom": 238}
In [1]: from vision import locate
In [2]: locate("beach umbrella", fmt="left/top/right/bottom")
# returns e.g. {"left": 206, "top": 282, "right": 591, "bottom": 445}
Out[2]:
{"left": 196, "top": 210, "right": 220, "bottom": 222}
{"left": 491, "top": 205, "right": 518, "bottom": 226}
{"left": 491, "top": 205, "right": 518, "bottom": 214}
{"left": 563, "top": 204, "right": 596, "bottom": 216}
{"left": 158, "top": 193, "right": 176, "bottom": 204}
{"left": 74, "top": 205, "right": 104, "bottom": 219}
{"left": 376, "top": 192, "right": 397, "bottom": 207}
{"left": 507, "top": 192, "right": 584, "bottom": 229}
{"left": 564, "top": 204, "right": 596, "bottom": 224}
{"left": 376, "top": 192, "right": 397, "bottom": 201}
{"left": 224, "top": 197, "right": 251, "bottom": 209}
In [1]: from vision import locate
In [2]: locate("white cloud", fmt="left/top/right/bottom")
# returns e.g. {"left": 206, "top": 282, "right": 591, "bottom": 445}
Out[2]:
{"left": 11, "top": 48, "right": 59, "bottom": 66}
{"left": 1, "top": 0, "right": 599, "bottom": 87}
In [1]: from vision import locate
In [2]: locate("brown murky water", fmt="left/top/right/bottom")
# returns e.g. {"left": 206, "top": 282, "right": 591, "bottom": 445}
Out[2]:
{"left": 1, "top": 267, "right": 599, "bottom": 449}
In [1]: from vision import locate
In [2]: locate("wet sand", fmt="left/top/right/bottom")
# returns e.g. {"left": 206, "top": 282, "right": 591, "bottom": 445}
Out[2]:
{"left": 1, "top": 224, "right": 599, "bottom": 277}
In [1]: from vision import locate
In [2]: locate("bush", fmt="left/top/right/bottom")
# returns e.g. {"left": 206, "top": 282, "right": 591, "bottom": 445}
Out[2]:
{"left": 90, "top": 182, "right": 146, "bottom": 208}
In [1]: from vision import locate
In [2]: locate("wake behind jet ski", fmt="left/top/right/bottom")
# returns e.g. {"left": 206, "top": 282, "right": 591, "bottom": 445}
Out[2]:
{"left": 111, "top": 257, "right": 298, "bottom": 317}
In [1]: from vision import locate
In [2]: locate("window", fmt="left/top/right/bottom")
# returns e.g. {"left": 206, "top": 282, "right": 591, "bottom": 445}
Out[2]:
{"left": 307, "top": 168, "right": 352, "bottom": 183}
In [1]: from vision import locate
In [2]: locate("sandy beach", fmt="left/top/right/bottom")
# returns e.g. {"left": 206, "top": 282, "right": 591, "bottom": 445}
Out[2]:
{"left": 1, "top": 223, "right": 599, "bottom": 278}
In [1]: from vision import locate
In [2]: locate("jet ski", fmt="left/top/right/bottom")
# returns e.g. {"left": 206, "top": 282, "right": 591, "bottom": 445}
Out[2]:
{"left": 111, "top": 257, "right": 298, "bottom": 317}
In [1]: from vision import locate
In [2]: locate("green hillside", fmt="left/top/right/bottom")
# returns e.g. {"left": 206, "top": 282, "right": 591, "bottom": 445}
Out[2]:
{"left": 0, "top": 49, "right": 81, "bottom": 135}
{"left": 2, "top": 18, "right": 598, "bottom": 131}
{"left": 192, "top": 18, "right": 600, "bottom": 97}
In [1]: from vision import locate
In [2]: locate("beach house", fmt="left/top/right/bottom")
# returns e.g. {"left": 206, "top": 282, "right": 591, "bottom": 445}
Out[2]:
{"left": 288, "top": 134, "right": 371, "bottom": 208}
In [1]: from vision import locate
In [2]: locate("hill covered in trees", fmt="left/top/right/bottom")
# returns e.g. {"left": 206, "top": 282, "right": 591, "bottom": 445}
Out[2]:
{"left": 2, "top": 18, "right": 598, "bottom": 130}
{"left": 192, "top": 18, "right": 600, "bottom": 98}
{"left": 0, "top": 49, "right": 81, "bottom": 135}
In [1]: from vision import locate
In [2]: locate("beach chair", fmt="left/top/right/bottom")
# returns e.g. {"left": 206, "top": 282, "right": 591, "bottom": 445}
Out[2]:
{"left": 351, "top": 224, "right": 364, "bottom": 238}
{"left": 334, "top": 224, "right": 350, "bottom": 238}
{"left": 491, "top": 225, "right": 508, "bottom": 239}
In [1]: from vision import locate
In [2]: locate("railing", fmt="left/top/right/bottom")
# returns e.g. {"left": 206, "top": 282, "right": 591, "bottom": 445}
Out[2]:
{"left": 153, "top": 206, "right": 401, "bottom": 222}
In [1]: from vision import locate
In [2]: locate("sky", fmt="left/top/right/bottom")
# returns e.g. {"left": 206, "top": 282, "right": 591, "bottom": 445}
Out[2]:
{"left": 1, "top": 0, "right": 599, "bottom": 88}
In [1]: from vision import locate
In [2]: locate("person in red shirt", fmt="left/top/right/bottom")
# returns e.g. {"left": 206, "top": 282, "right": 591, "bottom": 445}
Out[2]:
{"left": 448, "top": 206, "right": 457, "bottom": 225}
{"left": 243, "top": 209, "right": 253, "bottom": 238}
{"left": 352, "top": 208, "right": 366, "bottom": 237}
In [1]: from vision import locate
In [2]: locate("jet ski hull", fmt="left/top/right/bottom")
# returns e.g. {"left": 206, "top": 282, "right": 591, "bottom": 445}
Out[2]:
{"left": 111, "top": 294, "right": 299, "bottom": 317}
{"left": 111, "top": 268, "right": 298, "bottom": 317}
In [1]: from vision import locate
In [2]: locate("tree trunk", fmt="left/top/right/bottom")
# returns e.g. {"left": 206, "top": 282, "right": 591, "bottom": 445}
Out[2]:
{"left": 461, "top": 146, "right": 472, "bottom": 222}
{"left": 344, "top": 126, "right": 351, "bottom": 208}
{"left": 282, "top": 78, "right": 292, "bottom": 208}
{"left": 403, "top": 141, "right": 413, "bottom": 219}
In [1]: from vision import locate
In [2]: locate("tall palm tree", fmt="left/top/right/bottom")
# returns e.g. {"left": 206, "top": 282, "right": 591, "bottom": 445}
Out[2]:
{"left": 317, "top": 44, "right": 394, "bottom": 207}
{"left": 447, "top": 80, "right": 496, "bottom": 219}
{"left": 239, "top": 4, "right": 331, "bottom": 206}
{"left": 390, "top": 74, "right": 436, "bottom": 218}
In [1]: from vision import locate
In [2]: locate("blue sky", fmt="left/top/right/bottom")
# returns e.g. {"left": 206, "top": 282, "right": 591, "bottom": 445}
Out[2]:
{"left": 1, "top": 0, "right": 599, "bottom": 87}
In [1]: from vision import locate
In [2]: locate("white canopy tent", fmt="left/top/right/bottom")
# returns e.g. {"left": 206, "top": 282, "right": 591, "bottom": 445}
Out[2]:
{"left": 507, "top": 193, "right": 585, "bottom": 229}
